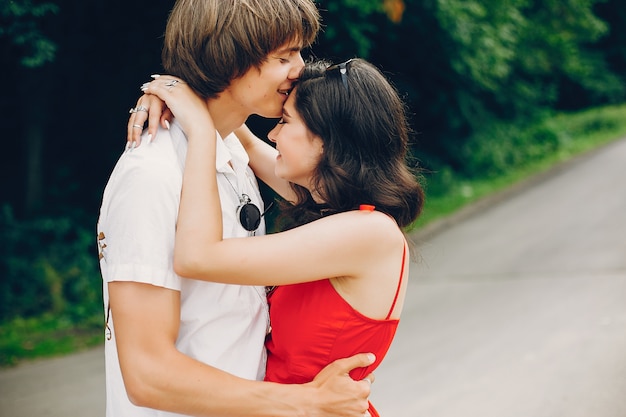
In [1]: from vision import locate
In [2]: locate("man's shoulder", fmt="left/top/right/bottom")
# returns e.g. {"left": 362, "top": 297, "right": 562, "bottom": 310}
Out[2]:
{"left": 100, "top": 138, "right": 185, "bottom": 213}
{"left": 111, "top": 132, "right": 184, "bottom": 180}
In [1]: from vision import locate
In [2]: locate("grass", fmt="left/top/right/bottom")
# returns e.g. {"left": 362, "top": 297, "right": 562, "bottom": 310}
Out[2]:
{"left": 0, "top": 313, "right": 103, "bottom": 367}
{"left": 411, "top": 103, "right": 626, "bottom": 231}
{"left": 1, "top": 103, "right": 625, "bottom": 368}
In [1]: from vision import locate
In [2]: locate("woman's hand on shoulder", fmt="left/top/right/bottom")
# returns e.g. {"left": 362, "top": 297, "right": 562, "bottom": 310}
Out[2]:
{"left": 141, "top": 75, "right": 214, "bottom": 139}
{"left": 127, "top": 78, "right": 174, "bottom": 148}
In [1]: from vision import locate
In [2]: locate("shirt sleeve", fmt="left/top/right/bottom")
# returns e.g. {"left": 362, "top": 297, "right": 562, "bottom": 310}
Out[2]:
{"left": 98, "top": 152, "right": 182, "bottom": 291}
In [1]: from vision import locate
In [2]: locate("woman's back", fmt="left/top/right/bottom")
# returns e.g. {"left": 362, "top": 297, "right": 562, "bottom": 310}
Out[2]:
{"left": 264, "top": 242, "right": 407, "bottom": 417}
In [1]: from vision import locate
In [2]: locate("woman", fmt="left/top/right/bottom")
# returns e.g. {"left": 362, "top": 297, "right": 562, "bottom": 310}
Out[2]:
{"left": 140, "top": 58, "right": 424, "bottom": 416}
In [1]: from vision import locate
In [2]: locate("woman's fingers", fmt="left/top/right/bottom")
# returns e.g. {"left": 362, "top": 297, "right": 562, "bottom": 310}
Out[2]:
{"left": 125, "top": 74, "right": 180, "bottom": 150}
{"left": 127, "top": 98, "right": 149, "bottom": 149}
{"left": 140, "top": 76, "right": 212, "bottom": 138}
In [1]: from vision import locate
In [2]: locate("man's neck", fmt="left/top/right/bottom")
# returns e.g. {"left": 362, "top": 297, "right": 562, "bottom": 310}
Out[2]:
{"left": 206, "top": 94, "right": 248, "bottom": 140}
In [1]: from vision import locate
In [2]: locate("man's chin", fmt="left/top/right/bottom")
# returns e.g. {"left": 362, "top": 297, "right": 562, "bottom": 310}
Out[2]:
{"left": 256, "top": 111, "right": 283, "bottom": 120}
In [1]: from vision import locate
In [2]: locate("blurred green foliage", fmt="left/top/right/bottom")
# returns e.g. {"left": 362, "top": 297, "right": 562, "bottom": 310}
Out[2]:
{"left": 0, "top": 205, "right": 101, "bottom": 322}
{"left": 0, "top": 0, "right": 58, "bottom": 67}
{"left": 414, "top": 102, "right": 626, "bottom": 228}
{"left": 0, "top": 312, "right": 103, "bottom": 366}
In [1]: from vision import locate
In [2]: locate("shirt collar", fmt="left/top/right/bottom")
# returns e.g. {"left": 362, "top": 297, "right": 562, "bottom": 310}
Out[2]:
{"left": 217, "top": 131, "right": 250, "bottom": 174}
{"left": 169, "top": 119, "right": 247, "bottom": 174}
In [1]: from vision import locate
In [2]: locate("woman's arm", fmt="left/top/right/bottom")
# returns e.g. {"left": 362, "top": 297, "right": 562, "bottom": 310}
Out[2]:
{"left": 141, "top": 78, "right": 404, "bottom": 289}
{"left": 126, "top": 78, "right": 293, "bottom": 200}
{"left": 140, "top": 77, "right": 223, "bottom": 261}
{"left": 234, "top": 124, "right": 296, "bottom": 201}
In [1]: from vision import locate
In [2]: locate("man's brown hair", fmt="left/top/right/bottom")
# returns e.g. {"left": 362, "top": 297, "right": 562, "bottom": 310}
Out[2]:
{"left": 162, "top": 0, "right": 320, "bottom": 99}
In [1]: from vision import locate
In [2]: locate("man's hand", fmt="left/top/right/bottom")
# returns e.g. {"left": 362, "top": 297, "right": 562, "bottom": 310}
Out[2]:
{"left": 307, "top": 353, "right": 376, "bottom": 417}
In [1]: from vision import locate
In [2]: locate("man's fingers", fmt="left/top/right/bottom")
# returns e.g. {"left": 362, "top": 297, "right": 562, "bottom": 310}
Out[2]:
{"left": 359, "top": 373, "right": 373, "bottom": 398}
{"left": 332, "top": 353, "right": 376, "bottom": 374}
{"left": 308, "top": 354, "right": 374, "bottom": 417}
{"left": 362, "top": 372, "right": 375, "bottom": 385}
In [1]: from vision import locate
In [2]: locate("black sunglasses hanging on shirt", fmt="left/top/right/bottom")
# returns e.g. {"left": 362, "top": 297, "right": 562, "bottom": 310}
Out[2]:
{"left": 222, "top": 173, "right": 273, "bottom": 235}
{"left": 237, "top": 194, "right": 262, "bottom": 232}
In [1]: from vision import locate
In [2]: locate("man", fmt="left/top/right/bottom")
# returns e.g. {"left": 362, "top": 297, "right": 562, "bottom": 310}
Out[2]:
{"left": 98, "top": 1, "right": 373, "bottom": 416}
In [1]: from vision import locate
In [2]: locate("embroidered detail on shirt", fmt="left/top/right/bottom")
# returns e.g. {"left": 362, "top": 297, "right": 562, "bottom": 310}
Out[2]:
{"left": 97, "top": 232, "right": 107, "bottom": 261}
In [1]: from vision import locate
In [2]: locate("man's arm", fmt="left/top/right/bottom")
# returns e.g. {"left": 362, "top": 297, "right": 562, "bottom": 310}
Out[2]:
{"left": 109, "top": 281, "right": 373, "bottom": 417}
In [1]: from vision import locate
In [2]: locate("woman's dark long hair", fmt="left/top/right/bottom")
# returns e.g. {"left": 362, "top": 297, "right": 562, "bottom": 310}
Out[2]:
{"left": 278, "top": 58, "right": 424, "bottom": 230}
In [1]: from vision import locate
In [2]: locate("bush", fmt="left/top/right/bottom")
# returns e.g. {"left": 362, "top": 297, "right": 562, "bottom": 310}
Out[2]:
{"left": 0, "top": 205, "right": 102, "bottom": 323}
{"left": 459, "top": 116, "right": 567, "bottom": 178}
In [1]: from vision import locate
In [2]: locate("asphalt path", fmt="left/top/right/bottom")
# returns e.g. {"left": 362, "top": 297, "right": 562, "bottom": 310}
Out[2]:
{"left": 370, "top": 137, "right": 626, "bottom": 417}
{"left": 1, "top": 137, "right": 625, "bottom": 417}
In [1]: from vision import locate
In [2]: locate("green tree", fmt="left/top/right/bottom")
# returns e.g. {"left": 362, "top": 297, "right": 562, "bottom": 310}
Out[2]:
{"left": 363, "top": 0, "right": 621, "bottom": 173}
{"left": 314, "top": 0, "right": 387, "bottom": 58}
{"left": 1, "top": 0, "right": 59, "bottom": 215}
{"left": 0, "top": 0, "right": 58, "bottom": 67}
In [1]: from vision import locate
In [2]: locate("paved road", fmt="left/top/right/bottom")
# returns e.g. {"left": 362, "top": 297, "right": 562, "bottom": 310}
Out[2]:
{"left": 370, "top": 137, "right": 626, "bottom": 417}
{"left": 1, "top": 138, "right": 625, "bottom": 417}
{"left": 0, "top": 346, "right": 104, "bottom": 416}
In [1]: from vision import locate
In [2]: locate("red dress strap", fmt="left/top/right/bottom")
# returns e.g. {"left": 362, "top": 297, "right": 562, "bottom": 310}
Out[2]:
{"left": 385, "top": 243, "right": 407, "bottom": 320}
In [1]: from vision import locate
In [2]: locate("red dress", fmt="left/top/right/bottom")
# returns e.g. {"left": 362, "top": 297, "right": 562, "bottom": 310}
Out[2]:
{"left": 264, "top": 244, "right": 407, "bottom": 417}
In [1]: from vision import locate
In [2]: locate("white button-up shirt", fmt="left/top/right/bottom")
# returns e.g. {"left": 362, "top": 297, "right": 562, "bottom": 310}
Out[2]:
{"left": 98, "top": 120, "right": 268, "bottom": 417}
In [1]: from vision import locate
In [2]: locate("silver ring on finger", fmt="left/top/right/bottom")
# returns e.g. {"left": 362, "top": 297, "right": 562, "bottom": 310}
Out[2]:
{"left": 136, "top": 105, "right": 148, "bottom": 113}
{"left": 164, "top": 79, "right": 181, "bottom": 89}
{"left": 132, "top": 124, "right": 143, "bottom": 129}
{"left": 129, "top": 107, "right": 138, "bottom": 114}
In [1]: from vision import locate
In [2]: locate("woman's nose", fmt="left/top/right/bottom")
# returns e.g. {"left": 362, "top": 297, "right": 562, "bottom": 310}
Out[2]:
{"left": 267, "top": 126, "right": 278, "bottom": 143}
